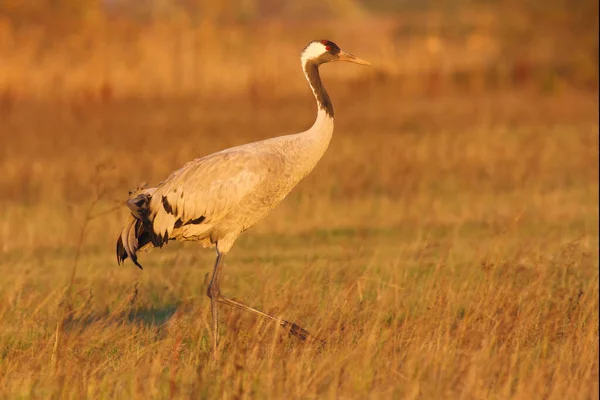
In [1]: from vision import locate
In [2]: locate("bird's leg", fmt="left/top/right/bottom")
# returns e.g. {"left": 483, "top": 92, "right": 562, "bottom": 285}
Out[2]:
{"left": 217, "top": 295, "right": 324, "bottom": 345}
{"left": 206, "top": 251, "right": 225, "bottom": 356}
{"left": 206, "top": 250, "right": 323, "bottom": 354}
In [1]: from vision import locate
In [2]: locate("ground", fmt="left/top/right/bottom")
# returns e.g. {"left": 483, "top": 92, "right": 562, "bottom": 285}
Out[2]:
{"left": 0, "top": 85, "right": 597, "bottom": 398}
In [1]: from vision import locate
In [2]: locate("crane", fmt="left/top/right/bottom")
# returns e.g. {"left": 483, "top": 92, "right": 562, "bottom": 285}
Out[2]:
{"left": 116, "top": 40, "right": 371, "bottom": 355}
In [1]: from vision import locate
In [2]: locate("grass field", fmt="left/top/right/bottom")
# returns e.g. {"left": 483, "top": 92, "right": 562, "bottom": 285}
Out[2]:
{"left": 0, "top": 78, "right": 597, "bottom": 398}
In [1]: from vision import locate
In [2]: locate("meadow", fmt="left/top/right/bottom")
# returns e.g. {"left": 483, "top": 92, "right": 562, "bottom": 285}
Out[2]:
{"left": 0, "top": 85, "right": 597, "bottom": 398}
{"left": 0, "top": 2, "right": 598, "bottom": 399}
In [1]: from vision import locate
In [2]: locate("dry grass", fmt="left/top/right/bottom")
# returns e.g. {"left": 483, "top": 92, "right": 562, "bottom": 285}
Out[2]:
{"left": 0, "top": 82, "right": 597, "bottom": 398}
{"left": 0, "top": 3, "right": 598, "bottom": 398}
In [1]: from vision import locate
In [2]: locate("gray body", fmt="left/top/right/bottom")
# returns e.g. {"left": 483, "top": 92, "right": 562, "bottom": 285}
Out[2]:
{"left": 117, "top": 111, "right": 332, "bottom": 263}
{"left": 152, "top": 112, "right": 332, "bottom": 253}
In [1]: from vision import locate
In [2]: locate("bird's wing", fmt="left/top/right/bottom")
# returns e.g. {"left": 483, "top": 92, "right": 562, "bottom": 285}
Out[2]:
{"left": 149, "top": 148, "right": 281, "bottom": 240}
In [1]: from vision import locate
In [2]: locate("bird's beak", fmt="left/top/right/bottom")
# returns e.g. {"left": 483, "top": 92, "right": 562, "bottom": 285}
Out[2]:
{"left": 336, "top": 50, "right": 372, "bottom": 66}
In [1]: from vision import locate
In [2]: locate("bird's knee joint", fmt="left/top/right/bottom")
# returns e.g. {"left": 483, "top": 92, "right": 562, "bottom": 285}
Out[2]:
{"left": 207, "top": 284, "right": 220, "bottom": 299}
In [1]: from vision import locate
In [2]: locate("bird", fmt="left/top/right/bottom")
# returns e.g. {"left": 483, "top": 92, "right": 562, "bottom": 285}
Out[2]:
{"left": 116, "top": 40, "right": 371, "bottom": 355}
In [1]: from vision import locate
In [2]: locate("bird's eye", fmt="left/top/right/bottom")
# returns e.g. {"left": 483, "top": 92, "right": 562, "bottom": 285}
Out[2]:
{"left": 325, "top": 45, "right": 332, "bottom": 51}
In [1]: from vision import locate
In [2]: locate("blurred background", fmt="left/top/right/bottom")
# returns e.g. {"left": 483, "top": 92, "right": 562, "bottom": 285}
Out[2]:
{"left": 0, "top": 0, "right": 597, "bottom": 245}
{"left": 0, "top": 0, "right": 598, "bottom": 203}
{"left": 0, "top": 0, "right": 597, "bottom": 101}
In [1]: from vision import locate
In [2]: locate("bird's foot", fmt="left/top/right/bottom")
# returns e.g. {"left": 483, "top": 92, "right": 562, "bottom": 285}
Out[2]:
{"left": 280, "top": 319, "right": 326, "bottom": 346}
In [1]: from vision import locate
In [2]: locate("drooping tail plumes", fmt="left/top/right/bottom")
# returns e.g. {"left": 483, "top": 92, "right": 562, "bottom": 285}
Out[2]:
{"left": 116, "top": 187, "right": 157, "bottom": 269}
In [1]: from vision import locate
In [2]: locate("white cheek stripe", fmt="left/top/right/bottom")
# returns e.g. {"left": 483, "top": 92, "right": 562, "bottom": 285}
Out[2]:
{"left": 301, "top": 42, "right": 327, "bottom": 65}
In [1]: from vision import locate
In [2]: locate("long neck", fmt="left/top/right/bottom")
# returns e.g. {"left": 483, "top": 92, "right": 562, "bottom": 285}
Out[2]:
{"left": 281, "top": 59, "right": 334, "bottom": 179}
{"left": 303, "top": 61, "right": 334, "bottom": 118}
{"left": 284, "top": 59, "right": 334, "bottom": 179}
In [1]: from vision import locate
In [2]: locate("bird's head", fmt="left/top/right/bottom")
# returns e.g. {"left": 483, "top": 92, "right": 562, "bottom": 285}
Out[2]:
{"left": 301, "top": 40, "right": 371, "bottom": 67}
